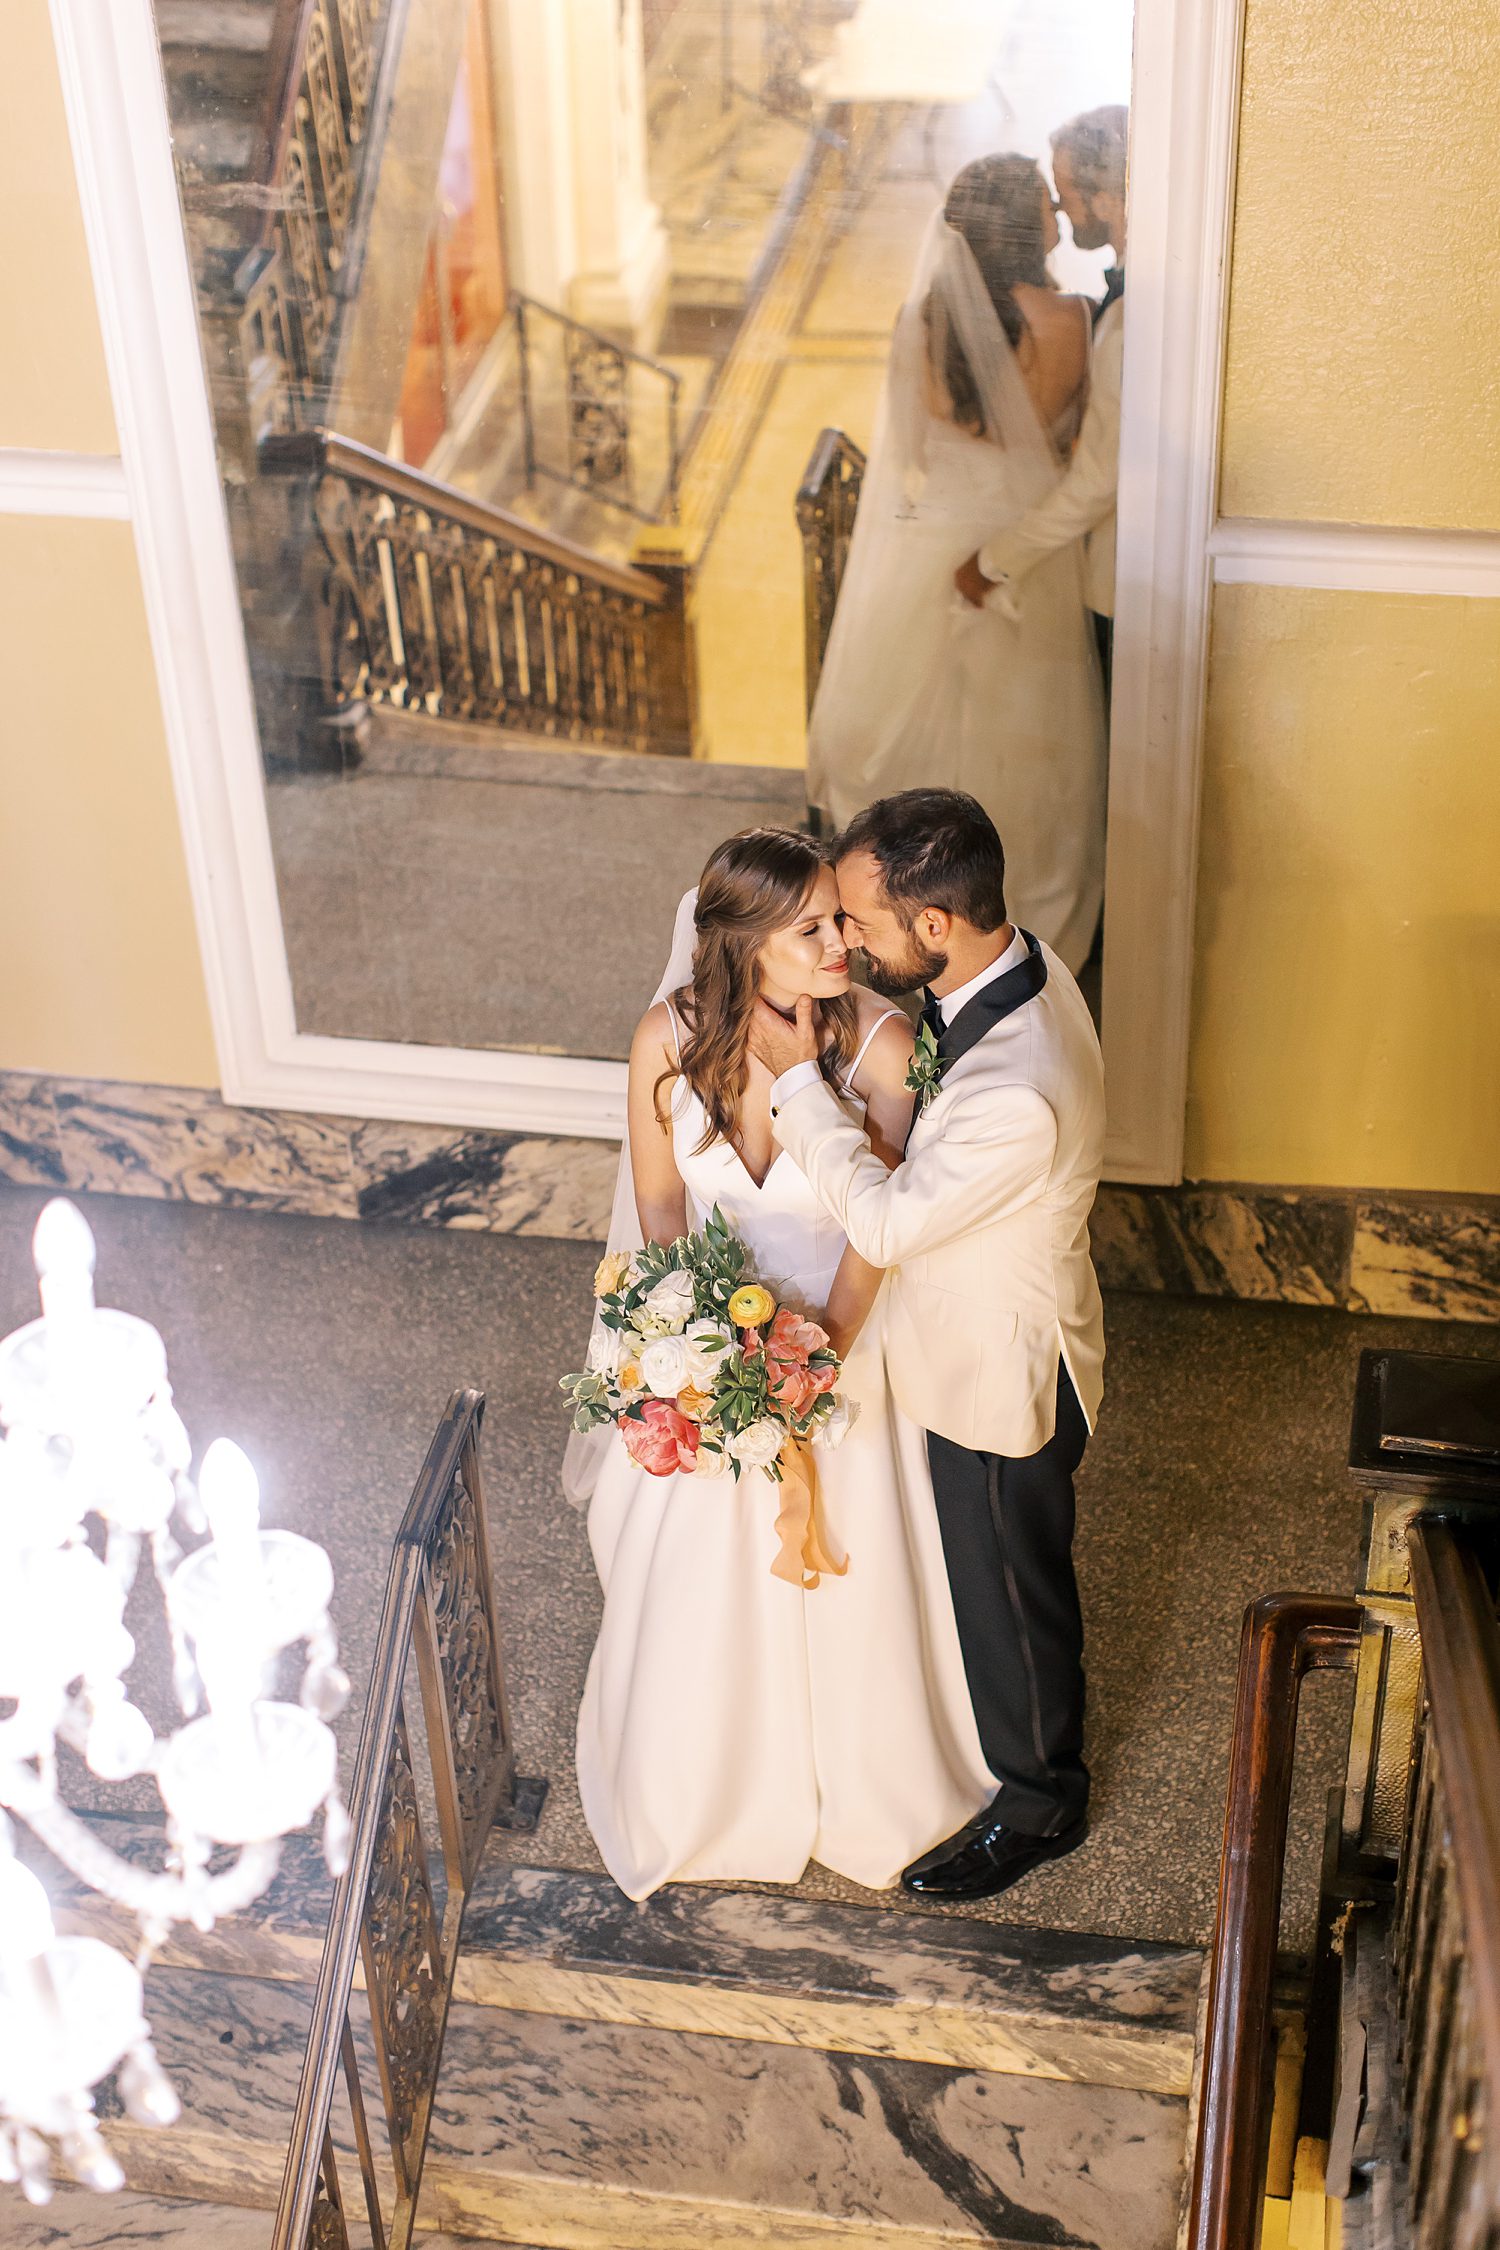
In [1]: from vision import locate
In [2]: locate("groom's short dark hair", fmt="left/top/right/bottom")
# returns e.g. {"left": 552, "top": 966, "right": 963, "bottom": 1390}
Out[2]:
{"left": 836, "top": 790, "right": 1007, "bottom": 931}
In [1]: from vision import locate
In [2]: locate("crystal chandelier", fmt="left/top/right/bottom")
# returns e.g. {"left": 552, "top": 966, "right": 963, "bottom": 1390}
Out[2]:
{"left": 0, "top": 1199, "right": 350, "bottom": 2205}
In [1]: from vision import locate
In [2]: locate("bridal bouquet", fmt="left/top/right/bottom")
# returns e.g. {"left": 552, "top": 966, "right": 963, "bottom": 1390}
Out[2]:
{"left": 560, "top": 1207, "right": 857, "bottom": 1484}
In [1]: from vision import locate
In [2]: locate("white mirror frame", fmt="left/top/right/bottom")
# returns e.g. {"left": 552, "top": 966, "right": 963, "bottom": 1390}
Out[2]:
{"left": 49, "top": 0, "right": 1246, "bottom": 1180}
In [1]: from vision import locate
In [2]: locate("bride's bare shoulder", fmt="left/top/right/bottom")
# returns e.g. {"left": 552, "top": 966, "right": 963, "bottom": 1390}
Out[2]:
{"left": 630, "top": 1000, "right": 678, "bottom": 1068}
{"left": 848, "top": 988, "right": 914, "bottom": 1092}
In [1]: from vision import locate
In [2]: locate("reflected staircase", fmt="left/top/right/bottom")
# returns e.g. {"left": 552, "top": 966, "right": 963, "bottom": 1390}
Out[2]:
{"left": 155, "top": 0, "right": 884, "bottom": 777}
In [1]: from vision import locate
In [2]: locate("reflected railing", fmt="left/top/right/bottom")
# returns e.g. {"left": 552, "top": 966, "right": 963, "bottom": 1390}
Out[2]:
{"left": 239, "top": 0, "right": 406, "bottom": 438}
{"left": 261, "top": 429, "right": 693, "bottom": 757}
{"left": 1395, "top": 1521, "right": 1500, "bottom": 2247}
{"left": 795, "top": 425, "right": 865, "bottom": 713}
{"left": 513, "top": 293, "right": 683, "bottom": 526}
{"left": 272, "top": 1388, "right": 544, "bottom": 2250}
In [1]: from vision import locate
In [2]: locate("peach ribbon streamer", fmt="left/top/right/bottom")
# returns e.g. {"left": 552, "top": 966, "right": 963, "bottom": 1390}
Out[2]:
{"left": 769, "top": 1437, "right": 849, "bottom": 1590}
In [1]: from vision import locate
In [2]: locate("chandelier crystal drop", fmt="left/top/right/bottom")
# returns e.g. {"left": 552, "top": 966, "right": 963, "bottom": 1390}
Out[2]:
{"left": 0, "top": 1200, "right": 350, "bottom": 2204}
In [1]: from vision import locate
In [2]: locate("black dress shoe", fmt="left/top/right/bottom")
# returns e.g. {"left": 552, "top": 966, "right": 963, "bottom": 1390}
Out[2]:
{"left": 901, "top": 1809, "right": 1088, "bottom": 1900}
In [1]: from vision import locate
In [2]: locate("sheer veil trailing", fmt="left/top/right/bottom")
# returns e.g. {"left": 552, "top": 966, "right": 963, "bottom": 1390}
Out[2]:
{"left": 562, "top": 888, "right": 699, "bottom": 1509}
{"left": 805, "top": 211, "right": 1106, "bottom": 973}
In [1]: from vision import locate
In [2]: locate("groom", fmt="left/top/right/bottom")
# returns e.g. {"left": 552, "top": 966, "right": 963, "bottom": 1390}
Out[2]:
{"left": 750, "top": 789, "right": 1105, "bottom": 1899}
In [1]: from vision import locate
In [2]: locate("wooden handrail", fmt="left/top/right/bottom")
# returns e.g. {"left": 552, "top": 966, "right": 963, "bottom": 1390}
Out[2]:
{"left": 1186, "top": 1592, "right": 1362, "bottom": 2250}
{"left": 261, "top": 427, "right": 670, "bottom": 606}
{"left": 1406, "top": 1521, "right": 1500, "bottom": 2100}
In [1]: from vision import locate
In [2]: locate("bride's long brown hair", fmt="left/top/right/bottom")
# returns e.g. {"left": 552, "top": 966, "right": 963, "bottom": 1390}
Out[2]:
{"left": 655, "top": 828, "right": 861, "bottom": 1157}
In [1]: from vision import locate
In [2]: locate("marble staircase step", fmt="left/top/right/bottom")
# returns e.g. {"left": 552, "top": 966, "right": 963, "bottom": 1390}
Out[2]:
{"left": 3, "top": 2182, "right": 532, "bottom": 2248}
{"left": 48, "top": 1822, "right": 1200, "bottom": 2098}
{"left": 110, "top": 1964, "right": 1189, "bottom": 2249}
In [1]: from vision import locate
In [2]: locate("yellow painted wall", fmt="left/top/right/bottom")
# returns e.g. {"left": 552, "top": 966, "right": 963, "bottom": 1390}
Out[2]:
{"left": 1187, "top": 584, "right": 1500, "bottom": 1193}
{"left": 0, "top": 4, "right": 220, "bottom": 1089}
{"left": 0, "top": 517, "right": 220, "bottom": 1087}
{"left": 1190, "top": 0, "right": 1500, "bottom": 1193}
{"left": 0, "top": 0, "right": 118, "bottom": 453}
{"left": 1220, "top": 0, "right": 1500, "bottom": 529}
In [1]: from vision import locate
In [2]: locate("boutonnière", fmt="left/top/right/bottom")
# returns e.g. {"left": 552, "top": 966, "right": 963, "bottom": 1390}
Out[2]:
{"left": 905, "top": 1019, "right": 944, "bottom": 1114}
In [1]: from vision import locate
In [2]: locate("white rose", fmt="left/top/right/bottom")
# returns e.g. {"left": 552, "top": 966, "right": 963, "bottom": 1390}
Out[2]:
{"left": 642, "top": 1269, "right": 696, "bottom": 1332}
{"left": 639, "top": 1334, "right": 690, "bottom": 1398}
{"left": 683, "top": 1319, "right": 732, "bottom": 1388}
{"left": 810, "top": 1395, "right": 859, "bottom": 1452}
{"left": 587, "top": 1327, "right": 621, "bottom": 1378}
{"left": 693, "top": 1440, "right": 728, "bottom": 1478}
{"left": 727, "top": 1420, "right": 785, "bottom": 1472}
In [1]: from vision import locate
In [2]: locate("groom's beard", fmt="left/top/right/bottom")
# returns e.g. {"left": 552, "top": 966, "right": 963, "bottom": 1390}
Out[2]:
{"left": 862, "top": 936, "right": 949, "bottom": 998}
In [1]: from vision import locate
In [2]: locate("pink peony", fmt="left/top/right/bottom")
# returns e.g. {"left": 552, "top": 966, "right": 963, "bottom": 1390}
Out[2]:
{"left": 621, "top": 1397, "right": 701, "bottom": 1477}
{"left": 763, "top": 1306, "right": 836, "bottom": 1416}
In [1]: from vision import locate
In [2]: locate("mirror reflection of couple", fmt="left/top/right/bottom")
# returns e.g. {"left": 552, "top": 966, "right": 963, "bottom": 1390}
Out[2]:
{"left": 812, "top": 105, "right": 1129, "bottom": 980}
{"left": 569, "top": 791, "right": 1105, "bottom": 1906}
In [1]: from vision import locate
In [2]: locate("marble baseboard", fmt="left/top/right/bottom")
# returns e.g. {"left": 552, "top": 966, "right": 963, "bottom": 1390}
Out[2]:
{"left": 1093, "top": 1181, "right": 1500, "bottom": 1325}
{"left": 113, "top": 1963, "right": 1188, "bottom": 2249}
{"left": 2, "top": 1070, "right": 1495, "bottom": 1320}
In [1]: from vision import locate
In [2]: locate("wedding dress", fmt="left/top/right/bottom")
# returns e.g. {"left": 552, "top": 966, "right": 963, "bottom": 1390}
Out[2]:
{"left": 807, "top": 216, "right": 1107, "bottom": 974}
{"left": 571, "top": 912, "right": 994, "bottom": 1901}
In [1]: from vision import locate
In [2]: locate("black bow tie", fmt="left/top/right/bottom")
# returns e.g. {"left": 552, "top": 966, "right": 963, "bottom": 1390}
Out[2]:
{"left": 1095, "top": 267, "right": 1124, "bottom": 324}
{"left": 918, "top": 990, "right": 943, "bottom": 1042}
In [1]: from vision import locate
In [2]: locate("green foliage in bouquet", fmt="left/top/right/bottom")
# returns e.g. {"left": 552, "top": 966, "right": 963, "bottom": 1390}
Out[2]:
{"left": 560, "top": 1207, "right": 849, "bottom": 1480}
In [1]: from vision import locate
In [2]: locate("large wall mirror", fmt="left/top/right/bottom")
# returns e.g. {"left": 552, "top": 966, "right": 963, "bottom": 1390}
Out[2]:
{"left": 143, "top": 0, "right": 1137, "bottom": 1068}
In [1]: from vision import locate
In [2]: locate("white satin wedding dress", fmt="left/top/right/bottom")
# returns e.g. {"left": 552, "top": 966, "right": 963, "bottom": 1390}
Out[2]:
{"left": 574, "top": 1010, "right": 995, "bottom": 1902}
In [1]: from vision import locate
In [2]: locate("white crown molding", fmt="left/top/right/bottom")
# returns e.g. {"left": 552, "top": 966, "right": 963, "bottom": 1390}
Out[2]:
{"left": 1210, "top": 516, "right": 1500, "bottom": 598}
{"left": 0, "top": 449, "right": 129, "bottom": 518}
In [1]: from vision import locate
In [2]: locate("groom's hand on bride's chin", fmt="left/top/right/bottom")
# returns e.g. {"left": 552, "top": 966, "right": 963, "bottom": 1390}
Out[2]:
{"left": 750, "top": 995, "right": 818, "bottom": 1077}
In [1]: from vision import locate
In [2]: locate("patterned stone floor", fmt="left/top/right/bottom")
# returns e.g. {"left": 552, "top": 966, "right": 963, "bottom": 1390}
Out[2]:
{"left": 5, "top": 1183, "right": 1496, "bottom": 1954}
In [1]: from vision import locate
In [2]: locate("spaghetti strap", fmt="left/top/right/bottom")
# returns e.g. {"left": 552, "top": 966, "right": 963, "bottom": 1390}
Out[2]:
{"left": 664, "top": 1000, "right": 683, "bottom": 1063}
{"left": 843, "top": 1005, "right": 905, "bottom": 1088}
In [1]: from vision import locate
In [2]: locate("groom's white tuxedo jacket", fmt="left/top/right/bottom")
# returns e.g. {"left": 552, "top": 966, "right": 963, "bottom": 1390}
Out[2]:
{"left": 772, "top": 938, "right": 1105, "bottom": 1459}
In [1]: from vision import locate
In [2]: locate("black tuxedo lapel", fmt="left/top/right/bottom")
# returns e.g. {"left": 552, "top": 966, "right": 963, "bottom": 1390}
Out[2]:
{"left": 937, "top": 931, "right": 1048, "bottom": 1074}
{"left": 1094, "top": 267, "right": 1124, "bottom": 327}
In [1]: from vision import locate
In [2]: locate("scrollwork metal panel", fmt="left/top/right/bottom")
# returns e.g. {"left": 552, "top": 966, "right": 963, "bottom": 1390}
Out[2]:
{"left": 360, "top": 1705, "right": 443, "bottom": 2194}
{"left": 419, "top": 1459, "right": 512, "bottom": 1890}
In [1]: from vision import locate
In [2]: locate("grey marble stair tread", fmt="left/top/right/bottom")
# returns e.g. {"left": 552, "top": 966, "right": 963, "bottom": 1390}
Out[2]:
{"left": 114, "top": 1967, "right": 1188, "bottom": 2249}
{"left": 2, "top": 2183, "right": 533, "bottom": 2248}
{"left": 44, "top": 1824, "right": 1199, "bottom": 2093}
{"left": 458, "top": 1867, "right": 1200, "bottom": 2094}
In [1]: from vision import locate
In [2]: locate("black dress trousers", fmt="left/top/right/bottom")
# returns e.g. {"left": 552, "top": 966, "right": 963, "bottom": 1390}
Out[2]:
{"left": 926, "top": 1361, "right": 1090, "bottom": 1837}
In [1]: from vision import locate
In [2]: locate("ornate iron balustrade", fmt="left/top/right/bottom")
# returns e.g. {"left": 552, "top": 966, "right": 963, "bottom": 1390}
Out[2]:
{"left": 795, "top": 425, "right": 865, "bottom": 713}
{"left": 1394, "top": 1521, "right": 1500, "bottom": 2250}
{"left": 238, "top": 0, "right": 405, "bottom": 435}
{"left": 261, "top": 430, "right": 692, "bottom": 755}
{"left": 512, "top": 294, "right": 683, "bottom": 526}
{"left": 273, "top": 1388, "right": 544, "bottom": 2250}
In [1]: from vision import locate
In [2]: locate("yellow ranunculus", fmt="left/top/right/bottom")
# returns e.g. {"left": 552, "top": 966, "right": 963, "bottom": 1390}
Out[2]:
{"left": 728, "top": 1284, "right": 776, "bottom": 1329}
{"left": 593, "top": 1249, "right": 633, "bottom": 1299}
{"left": 618, "top": 1358, "right": 643, "bottom": 1393}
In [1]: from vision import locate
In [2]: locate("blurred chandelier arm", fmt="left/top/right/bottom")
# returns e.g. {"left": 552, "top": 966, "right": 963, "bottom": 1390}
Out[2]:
{"left": 6, "top": 1789, "right": 284, "bottom": 1935}
{"left": 0, "top": 1200, "right": 349, "bottom": 2207}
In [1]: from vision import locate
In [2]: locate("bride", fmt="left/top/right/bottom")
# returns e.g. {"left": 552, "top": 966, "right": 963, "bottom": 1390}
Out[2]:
{"left": 570, "top": 827, "right": 993, "bottom": 1901}
{"left": 807, "top": 155, "right": 1107, "bottom": 974}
